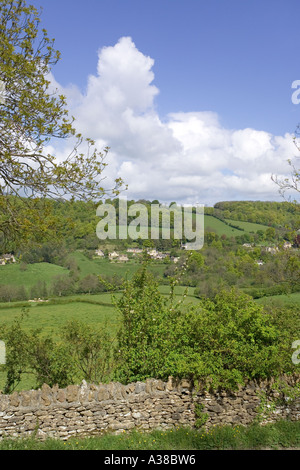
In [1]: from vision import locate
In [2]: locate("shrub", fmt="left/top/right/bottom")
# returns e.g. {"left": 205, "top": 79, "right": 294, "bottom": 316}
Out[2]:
{"left": 0, "top": 311, "right": 113, "bottom": 392}
{"left": 114, "top": 265, "right": 296, "bottom": 390}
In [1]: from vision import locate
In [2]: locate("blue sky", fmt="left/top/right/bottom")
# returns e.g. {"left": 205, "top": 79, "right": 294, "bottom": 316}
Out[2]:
{"left": 29, "top": 0, "right": 300, "bottom": 205}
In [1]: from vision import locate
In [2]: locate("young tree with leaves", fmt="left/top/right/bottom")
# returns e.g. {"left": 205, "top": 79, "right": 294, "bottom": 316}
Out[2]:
{"left": 0, "top": 0, "right": 124, "bottom": 243}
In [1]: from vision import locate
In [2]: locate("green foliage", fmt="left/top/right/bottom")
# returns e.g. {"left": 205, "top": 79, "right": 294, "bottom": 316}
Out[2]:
{"left": 60, "top": 320, "right": 113, "bottom": 384}
{"left": 115, "top": 265, "right": 297, "bottom": 390}
{"left": 0, "top": 311, "right": 113, "bottom": 392}
{"left": 194, "top": 403, "right": 209, "bottom": 429}
{"left": 113, "top": 263, "right": 178, "bottom": 383}
{"left": 0, "top": 309, "right": 73, "bottom": 392}
{"left": 0, "top": 1, "right": 124, "bottom": 244}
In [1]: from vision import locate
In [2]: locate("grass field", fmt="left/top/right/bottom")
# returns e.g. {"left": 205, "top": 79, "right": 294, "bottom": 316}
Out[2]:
{"left": 0, "top": 262, "right": 67, "bottom": 289}
{"left": 0, "top": 285, "right": 199, "bottom": 334}
{"left": 0, "top": 297, "right": 119, "bottom": 335}
{"left": 0, "top": 281, "right": 199, "bottom": 391}
{"left": 204, "top": 215, "right": 244, "bottom": 237}
{"left": 72, "top": 251, "right": 166, "bottom": 280}
{"left": 224, "top": 219, "right": 270, "bottom": 233}
{"left": 255, "top": 291, "right": 300, "bottom": 307}
{"left": 204, "top": 215, "right": 270, "bottom": 237}
{"left": 0, "top": 251, "right": 167, "bottom": 294}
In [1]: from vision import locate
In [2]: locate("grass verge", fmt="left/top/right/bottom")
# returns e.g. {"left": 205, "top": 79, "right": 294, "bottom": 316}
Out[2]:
{"left": 0, "top": 420, "right": 299, "bottom": 450}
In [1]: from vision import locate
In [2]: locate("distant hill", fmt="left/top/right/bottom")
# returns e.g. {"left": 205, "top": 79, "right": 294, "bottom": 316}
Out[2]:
{"left": 210, "top": 201, "right": 300, "bottom": 229}
{"left": 1, "top": 196, "right": 299, "bottom": 254}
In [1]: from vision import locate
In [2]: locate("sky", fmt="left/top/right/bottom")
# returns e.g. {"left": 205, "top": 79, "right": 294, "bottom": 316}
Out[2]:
{"left": 28, "top": 0, "right": 300, "bottom": 206}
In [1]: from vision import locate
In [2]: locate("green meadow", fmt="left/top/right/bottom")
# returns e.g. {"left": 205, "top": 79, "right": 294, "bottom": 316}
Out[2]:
{"left": 255, "top": 291, "right": 300, "bottom": 307}
{"left": 0, "top": 251, "right": 166, "bottom": 291}
{"left": 224, "top": 219, "right": 270, "bottom": 233}
{"left": 204, "top": 215, "right": 243, "bottom": 237}
{"left": 0, "top": 262, "right": 67, "bottom": 289}
{"left": 0, "top": 251, "right": 200, "bottom": 392}
{"left": 72, "top": 250, "right": 166, "bottom": 280}
{"left": 204, "top": 215, "right": 270, "bottom": 237}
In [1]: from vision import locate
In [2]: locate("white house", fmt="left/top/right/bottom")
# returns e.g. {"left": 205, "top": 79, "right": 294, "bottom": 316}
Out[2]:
{"left": 117, "top": 254, "right": 129, "bottom": 262}
{"left": 147, "top": 249, "right": 158, "bottom": 258}
{"left": 283, "top": 241, "right": 292, "bottom": 250}
{"left": 0, "top": 253, "right": 16, "bottom": 265}
{"left": 127, "top": 248, "right": 143, "bottom": 254}
{"left": 264, "top": 246, "right": 279, "bottom": 255}
{"left": 95, "top": 249, "right": 105, "bottom": 257}
{"left": 108, "top": 251, "right": 119, "bottom": 260}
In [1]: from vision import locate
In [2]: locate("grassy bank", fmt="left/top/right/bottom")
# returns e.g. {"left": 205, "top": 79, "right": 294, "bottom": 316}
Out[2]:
{"left": 0, "top": 420, "right": 299, "bottom": 450}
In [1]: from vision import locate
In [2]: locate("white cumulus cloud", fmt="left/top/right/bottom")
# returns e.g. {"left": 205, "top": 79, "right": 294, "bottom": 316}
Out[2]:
{"left": 48, "top": 36, "right": 299, "bottom": 205}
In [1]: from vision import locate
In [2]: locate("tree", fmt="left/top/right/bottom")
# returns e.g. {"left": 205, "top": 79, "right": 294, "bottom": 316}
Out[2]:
{"left": 265, "top": 227, "right": 276, "bottom": 241}
{"left": 0, "top": 311, "right": 113, "bottom": 392}
{"left": 271, "top": 122, "right": 300, "bottom": 201}
{"left": 61, "top": 320, "right": 112, "bottom": 383}
{"left": 51, "top": 274, "right": 74, "bottom": 297}
{"left": 79, "top": 274, "right": 101, "bottom": 294}
{"left": 1, "top": 311, "right": 76, "bottom": 392}
{"left": 114, "top": 264, "right": 177, "bottom": 384}
{"left": 0, "top": 0, "right": 124, "bottom": 241}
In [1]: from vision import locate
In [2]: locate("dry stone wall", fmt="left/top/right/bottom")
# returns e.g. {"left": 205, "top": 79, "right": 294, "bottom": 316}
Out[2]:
{"left": 0, "top": 376, "right": 299, "bottom": 440}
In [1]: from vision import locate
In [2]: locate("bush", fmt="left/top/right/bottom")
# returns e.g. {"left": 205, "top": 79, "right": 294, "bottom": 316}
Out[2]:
{"left": 0, "top": 284, "right": 28, "bottom": 302}
{"left": 114, "top": 265, "right": 296, "bottom": 390}
{"left": 0, "top": 311, "right": 113, "bottom": 393}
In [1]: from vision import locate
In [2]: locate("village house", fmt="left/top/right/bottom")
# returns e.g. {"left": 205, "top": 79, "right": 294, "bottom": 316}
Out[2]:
{"left": 95, "top": 249, "right": 105, "bottom": 257}
{"left": 0, "top": 254, "right": 16, "bottom": 265}
{"left": 264, "top": 246, "right": 279, "bottom": 254}
{"left": 147, "top": 249, "right": 158, "bottom": 258}
{"left": 116, "top": 254, "right": 129, "bottom": 262}
{"left": 126, "top": 248, "right": 143, "bottom": 255}
{"left": 147, "top": 249, "right": 167, "bottom": 260}
{"left": 283, "top": 241, "right": 292, "bottom": 250}
{"left": 108, "top": 251, "right": 119, "bottom": 261}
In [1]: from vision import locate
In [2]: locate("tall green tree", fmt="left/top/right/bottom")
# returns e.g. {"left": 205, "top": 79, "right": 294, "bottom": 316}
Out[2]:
{"left": 0, "top": 0, "right": 124, "bottom": 242}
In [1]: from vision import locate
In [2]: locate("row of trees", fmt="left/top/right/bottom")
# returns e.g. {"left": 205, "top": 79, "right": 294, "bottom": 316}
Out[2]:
{"left": 0, "top": 272, "right": 122, "bottom": 302}
{"left": 213, "top": 201, "right": 300, "bottom": 228}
